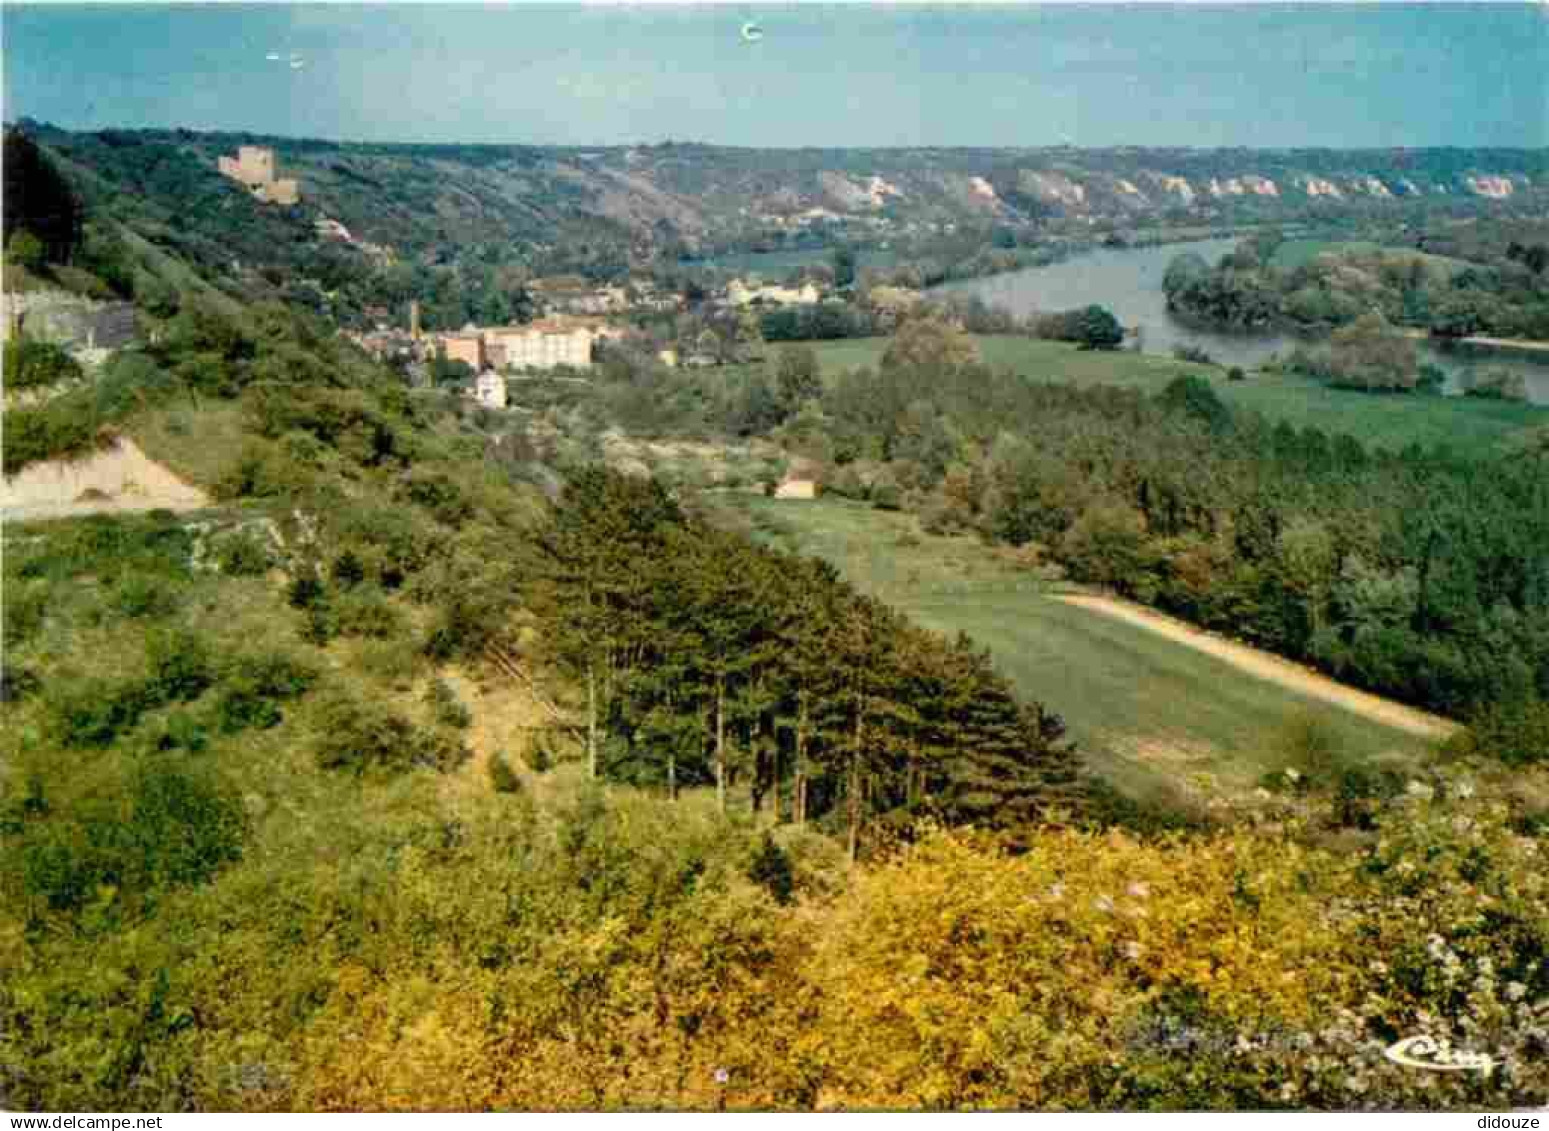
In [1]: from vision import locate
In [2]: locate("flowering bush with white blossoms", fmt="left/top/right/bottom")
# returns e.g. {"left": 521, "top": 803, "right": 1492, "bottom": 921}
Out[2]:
{"left": 792, "top": 792, "right": 1547, "bottom": 1111}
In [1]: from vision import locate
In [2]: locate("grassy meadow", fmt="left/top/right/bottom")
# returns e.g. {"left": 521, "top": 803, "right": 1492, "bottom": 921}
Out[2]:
{"left": 726, "top": 494, "right": 1439, "bottom": 814}
{"left": 807, "top": 335, "right": 1548, "bottom": 455}
{"left": 1267, "top": 237, "right": 1472, "bottom": 276}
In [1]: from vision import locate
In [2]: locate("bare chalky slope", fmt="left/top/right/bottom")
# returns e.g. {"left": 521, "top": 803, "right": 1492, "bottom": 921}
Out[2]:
{"left": 0, "top": 434, "right": 209, "bottom": 521}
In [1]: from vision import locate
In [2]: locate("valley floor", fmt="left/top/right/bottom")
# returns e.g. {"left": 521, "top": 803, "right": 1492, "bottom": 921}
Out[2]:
{"left": 806, "top": 336, "right": 1548, "bottom": 455}
{"left": 1055, "top": 593, "right": 1458, "bottom": 741}
{"left": 729, "top": 495, "right": 1442, "bottom": 813}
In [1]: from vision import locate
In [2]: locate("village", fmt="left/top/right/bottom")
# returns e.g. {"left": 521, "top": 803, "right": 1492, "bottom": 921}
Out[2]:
{"left": 5, "top": 142, "right": 919, "bottom": 436}
{"left": 204, "top": 145, "right": 928, "bottom": 415}
{"left": 342, "top": 270, "right": 855, "bottom": 412}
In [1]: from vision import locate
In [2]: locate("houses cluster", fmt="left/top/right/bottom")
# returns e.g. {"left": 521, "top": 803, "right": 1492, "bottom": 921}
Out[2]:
{"left": 530, "top": 276, "right": 680, "bottom": 316}
{"left": 527, "top": 271, "right": 830, "bottom": 321}
{"left": 723, "top": 278, "right": 821, "bottom": 308}
{"left": 435, "top": 316, "right": 631, "bottom": 409}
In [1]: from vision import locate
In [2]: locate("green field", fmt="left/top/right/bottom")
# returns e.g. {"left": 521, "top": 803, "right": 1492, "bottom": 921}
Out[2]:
{"left": 727, "top": 495, "right": 1438, "bottom": 814}
{"left": 1269, "top": 238, "right": 1383, "bottom": 269}
{"left": 809, "top": 336, "right": 1547, "bottom": 455}
{"left": 1269, "top": 238, "right": 1471, "bottom": 276}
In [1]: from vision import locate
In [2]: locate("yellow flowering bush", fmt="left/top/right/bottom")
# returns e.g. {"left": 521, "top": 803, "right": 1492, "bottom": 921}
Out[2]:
{"left": 4, "top": 776, "right": 1545, "bottom": 1110}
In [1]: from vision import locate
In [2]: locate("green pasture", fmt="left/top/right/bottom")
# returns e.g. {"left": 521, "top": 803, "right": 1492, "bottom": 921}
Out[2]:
{"left": 807, "top": 336, "right": 1546, "bottom": 455}
{"left": 729, "top": 495, "right": 1440, "bottom": 814}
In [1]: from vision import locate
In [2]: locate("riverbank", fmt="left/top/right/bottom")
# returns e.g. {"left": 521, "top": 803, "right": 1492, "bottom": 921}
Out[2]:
{"left": 938, "top": 236, "right": 1549, "bottom": 406}
{"left": 687, "top": 224, "right": 1260, "bottom": 287}
{"left": 1401, "top": 328, "right": 1549, "bottom": 355}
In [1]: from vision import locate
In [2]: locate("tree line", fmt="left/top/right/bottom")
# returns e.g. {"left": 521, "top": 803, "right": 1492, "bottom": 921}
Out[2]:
{"left": 527, "top": 466, "right": 1083, "bottom": 855}
{"left": 1163, "top": 231, "right": 1549, "bottom": 343}
{"left": 780, "top": 346, "right": 1549, "bottom": 737}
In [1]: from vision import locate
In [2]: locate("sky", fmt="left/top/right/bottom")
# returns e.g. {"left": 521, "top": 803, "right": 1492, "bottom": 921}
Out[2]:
{"left": 6, "top": 1, "right": 1545, "bottom": 147}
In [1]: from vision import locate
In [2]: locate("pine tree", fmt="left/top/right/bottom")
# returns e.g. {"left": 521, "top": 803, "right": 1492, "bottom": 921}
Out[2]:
{"left": 3, "top": 129, "right": 83, "bottom": 266}
{"left": 531, "top": 467, "right": 682, "bottom": 780}
{"left": 933, "top": 641, "right": 1083, "bottom": 844}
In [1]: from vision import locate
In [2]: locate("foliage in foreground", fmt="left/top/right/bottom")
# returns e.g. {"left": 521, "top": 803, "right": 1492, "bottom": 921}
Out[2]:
{"left": 2, "top": 779, "right": 1543, "bottom": 1111}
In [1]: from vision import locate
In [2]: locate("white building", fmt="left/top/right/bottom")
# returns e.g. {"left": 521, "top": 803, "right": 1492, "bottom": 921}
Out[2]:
{"left": 487, "top": 321, "right": 594, "bottom": 371}
{"left": 725, "top": 280, "right": 821, "bottom": 308}
{"left": 473, "top": 370, "right": 507, "bottom": 409}
{"left": 773, "top": 478, "right": 819, "bottom": 500}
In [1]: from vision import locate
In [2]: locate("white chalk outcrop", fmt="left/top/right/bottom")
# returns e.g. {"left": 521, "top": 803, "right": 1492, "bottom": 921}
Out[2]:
{"left": 1, "top": 434, "right": 209, "bottom": 521}
{"left": 1465, "top": 175, "right": 1514, "bottom": 199}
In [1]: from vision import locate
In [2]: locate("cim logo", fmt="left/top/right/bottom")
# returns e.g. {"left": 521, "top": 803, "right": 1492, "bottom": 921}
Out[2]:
{"left": 1383, "top": 1035, "right": 1495, "bottom": 1074}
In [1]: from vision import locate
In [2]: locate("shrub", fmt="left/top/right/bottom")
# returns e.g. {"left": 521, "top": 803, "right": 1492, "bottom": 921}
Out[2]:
{"left": 217, "top": 439, "right": 318, "bottom": 500}
{"left": 336, "top": 505, "right": 435, "bottom": 588}
{"left": 422, "top": 595, "right": 498, "bottom": 661}
{"left": 1465, "top": 369, "right": 1529, "bottom": 402}
{"left": 401, "top": 469, "right": 473, "bottom": 526}
{"left": 4, "top": 336, "right": 84, "bottom": 391}
{"left": 213, "top": 529, "right": 271, "bottom": 576}
{"left": 1277, "top": 710, "right": 1344, "bottom": 786}
{"left": 146, "top": 710, "right": 209, "bottom": 754}
{"left": 1333, "top": 765, "right": 1402, "bottom": 829}
{"left": 313, "top": 690, "right": 467, "bottom": 775}
{"left": 17, "top": 763, "right": 245, "bottom": 914}
{"left": 332, "top": 585, "right": 402, "bottom": 640}
{"left": 286, "top": 572, "right": 326, "bottom": 610}
{"left": 144, "top": 627, "right": 214, "bottom": 705}
{"left": 1416, "top": 363, "right": 1447, "bottom": 396}
{"left": 489, "top": 751, "right": 522, "bottom": 794}
{"left": 47, "top": 630, "right": 217, "bottom": 749}
{"left": 425, "top": 677, "right": 472, "bottom": 730}
{"left": 1, "top": 393, "right": 100, "bottom": 475}
{"left": 1075, "top": 305, "right": 1124, "bottom": 351}
{"left": 332, "top": 548, "right": 366, "bottom": 589}
{"left": 0, "top": 664, "right": 42, "bottom": 704}
{"left": 279, "top": 429, "right": 331, "bottom": 468}
{"left": 300, "top": 604, "right": 337, "bottom": 647}
{"left": 111, "top": 575, "right": 180, "bottom": 620}
{"left": 1453, "top": 697, "right": 1549, "bottom": 767}
{"left": 524, "top": 733, "right": 557, "bottom": 773}
{"left": 215, "top": 683, "right": 283, "bottom": 733}
{"left": 6, "top": 229, "right": 46, "bottom": 273}
{"left": 3, "top": 580, "right": 48, "bottom": 644}
{"left": 1159, "top": 375, "right": 1232, "bottom": 434}
{"left": 359, "top": 637, "right": 424, "bottom": 685}
{"left": 50, "top": 678, "right": 149, "bottom": 748}
{"left": 747, "top": 832, "right": 795, "bottom": 905}
{"left": 313, "top": 691, "right": 418, "bottom": 775}
{"left": 95, "top": 352, "right": 177, "bottom": 417}
{"left": 1227, "top": 366, "right": 1246, "bottom": 382}
{"left": 214, "top": 651, "right": 316, "bottom": 735}
{"left": 115, "top": 762, "right": 247, "bottom": 889}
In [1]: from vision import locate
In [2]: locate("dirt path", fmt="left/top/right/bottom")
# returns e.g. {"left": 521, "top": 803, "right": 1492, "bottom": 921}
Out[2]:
{"left": 1055, "top": 593, "right": 1460, "bottom": 742}
{"left": 1401, "top": 329, "right": 1549, "bottom": 354}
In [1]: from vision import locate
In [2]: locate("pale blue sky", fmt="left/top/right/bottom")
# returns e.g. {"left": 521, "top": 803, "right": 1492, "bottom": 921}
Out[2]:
{"left": 6, "top": 2, "right": 1545, "bottom": 147}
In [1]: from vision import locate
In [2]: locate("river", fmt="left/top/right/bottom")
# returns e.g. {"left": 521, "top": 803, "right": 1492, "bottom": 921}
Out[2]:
{"left": 937, "top": 238, "right": 1549, "bottom": 407}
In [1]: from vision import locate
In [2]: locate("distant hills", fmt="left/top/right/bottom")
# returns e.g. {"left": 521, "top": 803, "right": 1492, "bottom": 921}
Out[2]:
{"left": 14, "top": 121, "right": 1547, "bottom": 332}
{"left": 25, "top": 122, "right": 1548, "bottom": 255}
